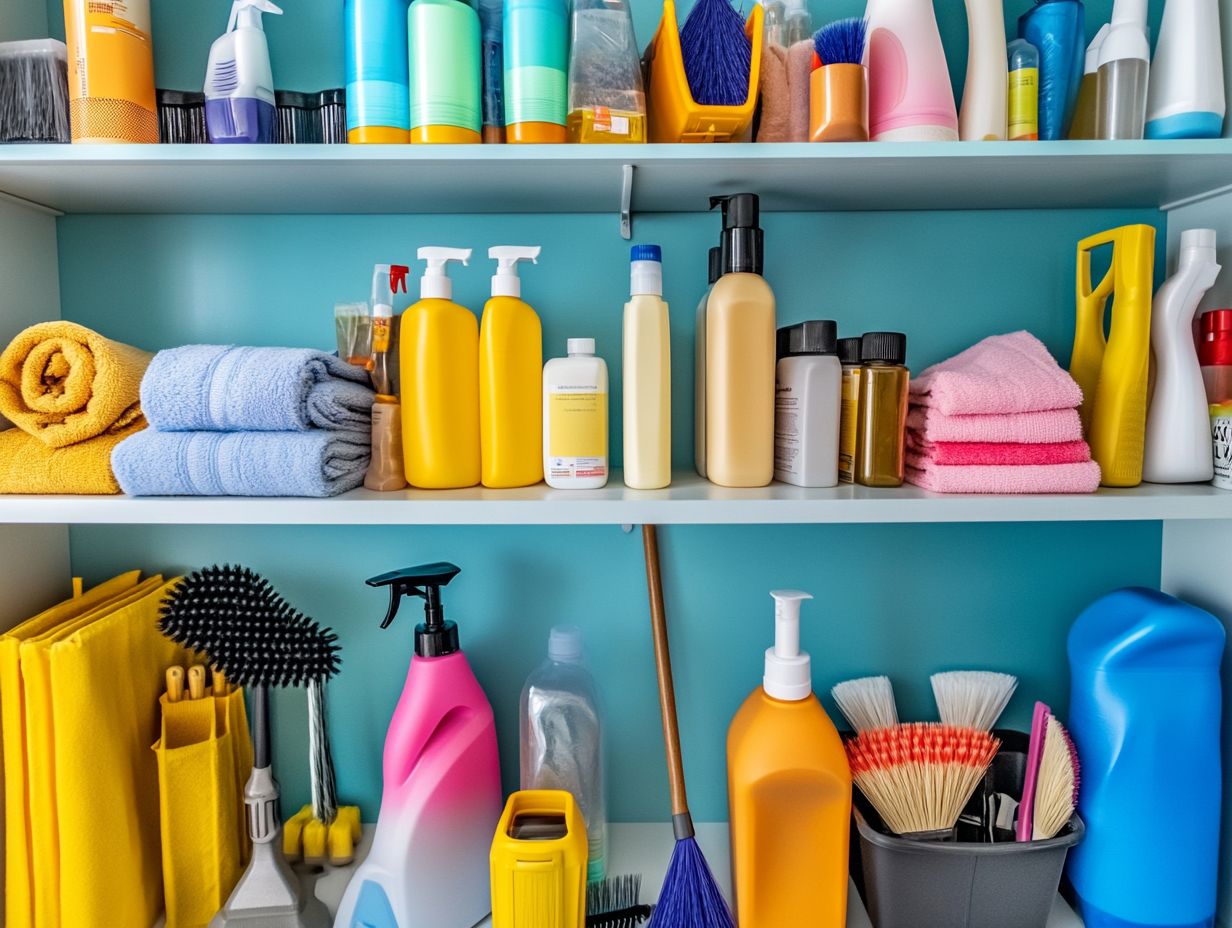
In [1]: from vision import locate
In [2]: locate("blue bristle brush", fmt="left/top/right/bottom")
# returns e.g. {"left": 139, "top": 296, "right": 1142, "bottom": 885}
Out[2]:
{"left": 680, "top": 0, "right": 752, "bottom": 107}
{"left": 814, "top": 17, "right": 868, "bottom": 67}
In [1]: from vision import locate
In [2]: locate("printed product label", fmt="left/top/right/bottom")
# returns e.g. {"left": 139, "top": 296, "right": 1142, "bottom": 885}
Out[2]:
{"left": 548, "top": 387, "right": 607, "bottom": 480}
{"left": 90, "top": 0, "right": 152, "bottom": 33}
{"left": 774, "top": 386, "right": 800, "bottom": 476}
{"left": 1213, "top": 411, "right": 1232, "bottom": 490}
{"left": 1008, "top": 68, "right": 1039, "bottom": 140}
{"left": 839, "top": 368, "right": 861, "bottom": 483}
{"left": 371, "top": 317, "right": 393, "bottom": 353}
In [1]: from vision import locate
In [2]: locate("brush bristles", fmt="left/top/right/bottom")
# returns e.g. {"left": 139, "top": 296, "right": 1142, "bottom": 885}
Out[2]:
{"left": 0, "top": 46, "right": 71, "bottom": 142}
{"left": 847, "top": 723, "right": 1000, "bottom": 836}
{"left": 832, "top": 676, "right": 899, "bottom": 732}
{"left": 588, "top": 873, "right": 652, "bottom": 926}
{"left": 680, "top": 0, "right": 753, "bottom": 107}
{"left": 646, "top": 836, "right": 734, "bottom": 928}
{"left": 1031, "top": 715, "right": 1078, "bottom": 840}
{"left": 814, "top": 17, "right": 867, "bottom": 67}
{"left": 159, "top": 564, "right": 341, "bottom": 688}
{"left": 931, "top": 671, "right": 1018, "bottom": 731}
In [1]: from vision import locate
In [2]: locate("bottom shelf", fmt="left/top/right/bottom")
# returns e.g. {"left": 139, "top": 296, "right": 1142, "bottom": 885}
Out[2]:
{"left": 309, "top": 822, "right": 1084, "bottom": 927}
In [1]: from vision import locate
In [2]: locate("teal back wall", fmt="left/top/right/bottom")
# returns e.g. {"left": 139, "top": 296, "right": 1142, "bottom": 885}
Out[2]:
{"left": 43, "top": 0, "right": 1165, "bottom": 109}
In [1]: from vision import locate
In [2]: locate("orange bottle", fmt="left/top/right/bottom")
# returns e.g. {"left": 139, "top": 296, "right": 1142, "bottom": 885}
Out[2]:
{"left": 727, "top": 590, "right": 851, "bottom": 928}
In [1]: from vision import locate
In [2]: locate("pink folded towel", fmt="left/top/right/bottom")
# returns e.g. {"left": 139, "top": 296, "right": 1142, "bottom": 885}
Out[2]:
{"left": 906, "top": 456, "right": 1102, "bottom": 494}
{"left": 910, "top": 331, "right": 1083, "bottom": 416}
{"left": 907, "top": 406, "right": 1084, "bottom": 444}
{"left": 906, "top": 433, "right": 1092, "bottom": 466}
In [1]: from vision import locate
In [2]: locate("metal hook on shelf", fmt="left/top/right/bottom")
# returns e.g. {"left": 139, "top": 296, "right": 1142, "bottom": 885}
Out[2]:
{"left": 620, "top": 164, "right": 634, "bottom": 240}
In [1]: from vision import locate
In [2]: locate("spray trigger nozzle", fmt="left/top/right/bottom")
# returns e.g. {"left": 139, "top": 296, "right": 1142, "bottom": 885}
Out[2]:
{"left": 390, "top": 265, "right": 410, "bottom": 294}
{"left": 489, "top": 245, "right": 542, "bottom": 298}
{"left": 366, "top": 562, "right": 461, "bottom": 629}
{"left": 228, "top": 0, "right": 282, "bottom": 32}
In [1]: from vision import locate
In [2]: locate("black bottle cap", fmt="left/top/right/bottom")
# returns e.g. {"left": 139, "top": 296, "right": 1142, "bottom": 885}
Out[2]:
{"left": 366, "top": 561, "right": 463, "bottom": 657}
{"left": 861, "top": 331, "right": 908, "bottom": 365}
{"left": 710, "top": 194, "right": 764, "bottom": 276}
{"left": 710, "top": 192, "right": 760, "bottom": 230}
{"left": 790, "top": 320, "right": 838, "bottom": 355}
{"left": 708, "top": 246, "right": 721, "bottom": 285}
{"left": 837, "top": 336, "right": 863, "bottom": 365}
{"left": 776, "top": 325, "right": 794, "bottom": 360}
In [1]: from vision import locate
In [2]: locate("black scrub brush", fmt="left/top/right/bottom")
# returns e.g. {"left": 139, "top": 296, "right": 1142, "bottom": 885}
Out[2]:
{"left": 160, "top": 565, "right": 339, "bottom": 928}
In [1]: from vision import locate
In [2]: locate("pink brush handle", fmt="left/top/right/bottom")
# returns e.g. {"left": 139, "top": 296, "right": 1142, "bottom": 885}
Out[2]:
{"left": 1017, "top": 701, "right": 1051, "bottom": 842}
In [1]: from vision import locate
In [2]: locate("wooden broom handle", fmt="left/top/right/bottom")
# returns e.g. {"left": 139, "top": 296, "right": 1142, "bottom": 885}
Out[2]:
{"left": 642, "top": 523, "right": 690, "bottom": 819}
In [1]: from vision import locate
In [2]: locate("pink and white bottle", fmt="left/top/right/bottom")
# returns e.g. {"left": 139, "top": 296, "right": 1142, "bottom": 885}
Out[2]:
{"left": 335, "top": 563, "right": 502, "bottom": 928}
{"left": 864, "top": 0, "right": 960, "bottom": 140}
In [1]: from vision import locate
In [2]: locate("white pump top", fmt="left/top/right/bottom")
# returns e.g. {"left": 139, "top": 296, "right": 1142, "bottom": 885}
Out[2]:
{"left": 764, "top": 590, "right": 814, "bottom": 701}
{"left": 228, "top": 0, "right": 282, "bottom": 32}
{"left": 489, "top": 246, "right": 541, "bottom": 298}
{"left": 418, "top": 247, "right": 472, "bottom": 300}
{"left": 1098, "top": 0, "right": 1149, "bottom": 67}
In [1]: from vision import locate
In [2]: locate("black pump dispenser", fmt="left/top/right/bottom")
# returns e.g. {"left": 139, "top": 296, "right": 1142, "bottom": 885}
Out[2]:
{"left": 366, "top": 561, "right": 462, "bottom": 657}
{"left": 710, "top": 193, "right": 764, "bottom": 276}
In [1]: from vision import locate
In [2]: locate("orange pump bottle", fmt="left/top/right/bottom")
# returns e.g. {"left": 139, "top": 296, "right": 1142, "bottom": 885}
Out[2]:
{"left": 727, "top": 590, "right": 851, "bottom": 928}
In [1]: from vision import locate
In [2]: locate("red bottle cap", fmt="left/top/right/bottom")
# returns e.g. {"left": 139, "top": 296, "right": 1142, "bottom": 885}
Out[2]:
{"left": 1200, "top": 310, "right": 1232, "bottom": 367}
{"left": 389, "top": 265, "right": 410, "bottom": 294}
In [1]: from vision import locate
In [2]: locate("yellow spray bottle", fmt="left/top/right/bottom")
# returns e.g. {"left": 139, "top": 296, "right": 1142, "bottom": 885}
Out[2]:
{"left": 1069, "top": 223, "right": 1156, "bottom": 487}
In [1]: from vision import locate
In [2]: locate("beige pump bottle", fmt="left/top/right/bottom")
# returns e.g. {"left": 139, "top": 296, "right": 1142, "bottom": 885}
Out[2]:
{"left": 706, "top": 194, "right": 776, "bottom": 488}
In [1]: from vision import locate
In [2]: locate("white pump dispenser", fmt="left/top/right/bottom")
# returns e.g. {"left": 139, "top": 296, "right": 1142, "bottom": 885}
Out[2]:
{"left": 489, "top": 246, "right": 541, "bottom": 298}
{"left": 764, "top": 590, "right": 814, "bottom": 701}
{"left": 418, "top": 247, "right": 472, "bottom": 300}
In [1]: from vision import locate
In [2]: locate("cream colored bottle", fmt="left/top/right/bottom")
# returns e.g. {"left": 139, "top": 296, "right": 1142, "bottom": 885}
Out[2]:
{"left": 623, "top": 245, "right": 671, "bottom": 489}
{"left": 706, "top": 194, "right": 776, "bottom": 488}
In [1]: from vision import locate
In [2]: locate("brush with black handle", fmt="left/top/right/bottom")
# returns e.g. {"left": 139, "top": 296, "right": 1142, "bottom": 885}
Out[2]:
{"left": 160, "top": 565, "right": 340, "bottom": 928}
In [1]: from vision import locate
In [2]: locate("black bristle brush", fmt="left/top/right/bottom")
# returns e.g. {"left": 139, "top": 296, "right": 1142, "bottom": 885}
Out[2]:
{"left": 588, "top": 873, "right": 653, "bottom": 927}
{"left": 159, "top": 565, "right": 337, "bottom": 927}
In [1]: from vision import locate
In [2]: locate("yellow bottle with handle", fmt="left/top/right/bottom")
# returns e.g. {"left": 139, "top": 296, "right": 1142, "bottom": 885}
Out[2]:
{"left": 490, "top": 790, "right": 587, "bottom": 928}
{"left": 401, "top": 247, "right": 481, "bottom": 488}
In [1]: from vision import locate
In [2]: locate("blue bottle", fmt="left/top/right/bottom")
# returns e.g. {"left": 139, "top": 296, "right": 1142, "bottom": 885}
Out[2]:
{"left": 345, "top": 0, "right": 411, "bottom": 143}
{"left": 1067, "top": 587, "right": 1225, "bottom": 928}
{"left": 503, "top": 0, "right": 568, "bottom": 142}
{"left": 1019, "top": 0, "right": 1085, "bottom": 140}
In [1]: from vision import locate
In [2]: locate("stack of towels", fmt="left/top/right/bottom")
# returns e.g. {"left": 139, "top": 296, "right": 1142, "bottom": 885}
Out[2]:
{"left": 0, "top": 321, "right": 151, "bottom": 494}
{"left": 113, "top": 346, "right": 375, "bottom": 498}
{"left": 905, "top": 331, "right": 1102, "bottom": 494}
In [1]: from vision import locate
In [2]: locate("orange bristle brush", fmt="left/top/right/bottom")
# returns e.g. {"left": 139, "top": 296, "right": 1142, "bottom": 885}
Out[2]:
{"left": 846, "top": 723, "right": 1001, "bottom": 836}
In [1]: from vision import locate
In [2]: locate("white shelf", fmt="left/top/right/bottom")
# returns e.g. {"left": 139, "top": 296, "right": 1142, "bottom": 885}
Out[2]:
{"left": 4, "top": 473, "right": 1230, "bottom": 525}
{"left": 2, "top": 141, "right": 1230, "bottom": 216}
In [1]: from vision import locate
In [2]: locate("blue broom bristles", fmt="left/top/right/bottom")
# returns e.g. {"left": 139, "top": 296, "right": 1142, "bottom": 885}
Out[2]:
{"left": 680, "top": 0, "right": 752, "bottom": 107}
{"left": 646, "top": 836, "right": 735, "bottom": 928}
{"left": 814, "top": 17, "right": 868, "bottom": 67}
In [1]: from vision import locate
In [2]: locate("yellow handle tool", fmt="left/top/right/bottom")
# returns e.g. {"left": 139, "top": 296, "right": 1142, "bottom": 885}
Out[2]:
{"left": 166, "top": 666, "right": 185, "bottom": 703}
{"left": 187, "top": 665, "right": 207, "bottom": 701}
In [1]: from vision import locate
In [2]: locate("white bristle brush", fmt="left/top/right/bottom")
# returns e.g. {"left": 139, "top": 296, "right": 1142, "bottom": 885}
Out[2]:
{"left": 931, "top": 670, "right": 1018, "bottom": 731}
{"left": 831, "top": 675, "right": 899, "bottom": 732}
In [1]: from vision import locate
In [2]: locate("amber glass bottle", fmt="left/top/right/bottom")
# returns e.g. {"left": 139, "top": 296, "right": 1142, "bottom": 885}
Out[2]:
{"left": 855, "top": 332, "right": 909, "bottom": 488}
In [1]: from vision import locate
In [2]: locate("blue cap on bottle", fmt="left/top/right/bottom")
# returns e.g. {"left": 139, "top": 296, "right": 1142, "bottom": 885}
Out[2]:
{"left": 630, "top": 244, "right": 662, "bottom": 263}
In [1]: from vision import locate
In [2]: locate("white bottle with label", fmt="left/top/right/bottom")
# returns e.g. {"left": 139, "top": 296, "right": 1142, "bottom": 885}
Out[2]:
{"left": 543, "top": 338, "right": 609, "bottom": 489}
{"left": 624, "top": 245, "right": 671, "bottom": 490}
{"left": 774, "top": 321, "right": 842, "bottom": 488}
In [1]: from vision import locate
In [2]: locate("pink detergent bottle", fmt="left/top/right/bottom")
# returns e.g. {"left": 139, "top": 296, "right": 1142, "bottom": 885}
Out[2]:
{"left": 335, "top": 562, "right": 502, "bottom": 928}
{"left": 864, "top": 0, "right": 960, "bottom": 140}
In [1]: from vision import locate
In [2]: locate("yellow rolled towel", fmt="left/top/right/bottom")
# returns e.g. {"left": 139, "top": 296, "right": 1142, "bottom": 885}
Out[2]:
{"left": 0, "top": 321, "right": 151, "bottom": 447}
{"left": 0, "top": 423, "right": 143, "bottom": 494}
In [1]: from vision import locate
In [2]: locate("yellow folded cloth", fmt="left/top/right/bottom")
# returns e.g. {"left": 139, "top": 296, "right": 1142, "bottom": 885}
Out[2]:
{"left": 1, "top": 571, "right": 142, "bottom": 928}
{"left": 0, "top": 321, "right": 151, "bottom": 448}
{"left": 0, "top": 423, "right": 143, "bottom": 494}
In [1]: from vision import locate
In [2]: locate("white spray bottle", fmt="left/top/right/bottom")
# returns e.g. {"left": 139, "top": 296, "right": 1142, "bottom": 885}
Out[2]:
{"left": 205, "top": 0, "right": 283, "bottom": 144}
{"left": 1146, "top": 0, "right": 1226, "bottom": 139}
{"left": 1144, "top": 229, "right": 1222, "bottom": 483}
{"left": 1094, "top": 0, "right": 1150, "bottom": 139}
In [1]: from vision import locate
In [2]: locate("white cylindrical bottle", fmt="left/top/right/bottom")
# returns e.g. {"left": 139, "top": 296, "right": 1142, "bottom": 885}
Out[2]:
{"left": 623, "top": 245, "right": 671, "bottom": 490}
{"left": 1144, "top": 229, "right": 1222, "bottom": 483}
{"left": 774, "top": 321, "right": 842, "bottom": 488}
{"left": 1146, "top": 0, "right": 1226, "bottom": 139}
{"left": 543, "top": 338, "right": 609, "bottom": 489}
{"left": 1095, "top": 0, "right": 1150, "bottom": 139}
{"left": 959, "top": 0, "right": 1008, "bottom": 140}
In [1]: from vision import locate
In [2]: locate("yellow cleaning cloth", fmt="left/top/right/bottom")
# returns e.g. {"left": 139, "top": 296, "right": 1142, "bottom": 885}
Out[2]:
{"left": 0, "top": 423, "right": 145, "bottom": 494}
{"left": 1, "top": 571, "right": 142, "bottom": 928}
{"left": 0, "top": 321, "right": 151, "bottom": 448}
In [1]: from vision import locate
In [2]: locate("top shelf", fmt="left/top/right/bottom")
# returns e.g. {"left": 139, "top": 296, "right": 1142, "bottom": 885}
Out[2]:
{"left": 2, "top": 140, "right": 1230, "bottom": 216}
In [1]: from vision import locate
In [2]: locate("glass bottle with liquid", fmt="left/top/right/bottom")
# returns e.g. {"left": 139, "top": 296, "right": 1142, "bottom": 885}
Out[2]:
{"left": 855, "top": 332, "right": 909, "bottom": 488}
{"left": 837, "top": 336, "right": 863, "bottom": 484}
{"left": 566, "top": 0, "right": 647, "bottom": 143}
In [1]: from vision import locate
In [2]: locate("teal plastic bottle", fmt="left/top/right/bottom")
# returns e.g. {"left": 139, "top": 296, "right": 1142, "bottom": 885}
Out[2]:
{"left": 408, "top": 0, "right": 481, "bottom": 142}
{"left": 1067, "top": 587, "right": 1225, "bottom": 928}
{"left": 503, "top": 0, "right": 568, "bottom": 142}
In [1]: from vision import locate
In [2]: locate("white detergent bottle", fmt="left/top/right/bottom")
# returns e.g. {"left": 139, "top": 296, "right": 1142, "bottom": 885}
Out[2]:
{"left": 1146, "top": 0, "right": 1226, "bottom": 139}
{"left": 205, "top": 0, "right": 283, "bottom": 143}
{"left": 1144, "top": 229, "right": 1222, "bottom": 483}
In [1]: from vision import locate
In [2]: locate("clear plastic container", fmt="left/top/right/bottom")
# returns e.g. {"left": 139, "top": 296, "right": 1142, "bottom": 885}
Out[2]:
{"left": 520, "top": 625, "right": 607, "bottom": 883}
{"left": 566, "top": 0, "right": 646, "bottom": 143}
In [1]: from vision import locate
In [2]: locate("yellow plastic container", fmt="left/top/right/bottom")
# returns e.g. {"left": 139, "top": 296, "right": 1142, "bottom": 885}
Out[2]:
{"left": 490, "top": 790, "right": 588, "bottom": 928}
{"left": 63, "top": 0, "right": 158, "bottom": 143}
{"left": 1069, "top": 224, "right": 1156, "bottom": 487}
{"left": 401, "top": 248, "right": 481, "bottom": 489}
{"left": 644, "top": 0, "right": 763, "bottom": 143}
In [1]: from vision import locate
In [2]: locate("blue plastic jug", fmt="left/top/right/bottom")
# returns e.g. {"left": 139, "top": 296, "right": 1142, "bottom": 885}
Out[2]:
{"left": 1019, "top": 0, "right": 1085, "bottom": 140}
{"left": 1067, "top": 587, "right": 1225, "bottom": 928}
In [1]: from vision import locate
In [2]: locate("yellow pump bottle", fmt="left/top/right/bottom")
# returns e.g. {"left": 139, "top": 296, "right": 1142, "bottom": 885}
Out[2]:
{"left": 728, "top": 590, "right": 851, "bottom": 928}
{"left": 401, "top": 247, "right": 480, "bottom": 488}
{"left": 480, "top": 246, "right": 544, "bottom": 489}
{"left": 1069, "top": 224, "right": 1156, "bottom": 487}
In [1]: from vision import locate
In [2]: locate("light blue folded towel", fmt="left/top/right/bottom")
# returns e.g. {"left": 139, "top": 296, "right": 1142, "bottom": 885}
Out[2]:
{"left": 112, "top": 429, "right": 371, "bottom": 498}
{"left": 142, "top": 345, "right": 374, "bottom": 432}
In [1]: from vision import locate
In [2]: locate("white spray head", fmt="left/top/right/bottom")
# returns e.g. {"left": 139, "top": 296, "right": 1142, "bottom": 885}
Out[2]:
{"left": 1084, "top": 24, "right": 1110, "bottom": 74}
{"left": 489, "top": 245, "right": 541, "bottom": 298}
{"left": 1098, "top": 0, "right": 1149, "bottom": 67}
{"left": 229, "top": 0, "right": 282, "bottom": 32}
{"left": 765, "top": 589, "right": 814, "bottom": 701}
{"left": 418, "top": 247, "right": 472, "bottom": 300}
